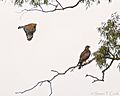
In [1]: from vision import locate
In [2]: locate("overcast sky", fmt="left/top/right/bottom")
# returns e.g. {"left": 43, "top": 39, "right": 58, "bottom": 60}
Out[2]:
{"left": 0, "top": 0, "right": 120, "bottom": 96}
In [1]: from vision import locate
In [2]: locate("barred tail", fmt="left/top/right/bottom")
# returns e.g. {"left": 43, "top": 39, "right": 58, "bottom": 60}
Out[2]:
{"left": 18, "top": 26, "right": 24, "bottom": 29}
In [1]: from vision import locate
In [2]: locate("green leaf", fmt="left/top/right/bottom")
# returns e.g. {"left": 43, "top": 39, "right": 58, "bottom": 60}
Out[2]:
{"left": 44, "top": 0, "right": 48, "bottom": 4}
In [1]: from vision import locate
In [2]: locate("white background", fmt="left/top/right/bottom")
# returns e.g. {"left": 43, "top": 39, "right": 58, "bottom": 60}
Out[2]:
{"left": 0, "top": 0, "right": 120, "bottom": 96}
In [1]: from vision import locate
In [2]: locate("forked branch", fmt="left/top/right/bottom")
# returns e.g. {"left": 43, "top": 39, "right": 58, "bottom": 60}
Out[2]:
{"left": 86, "top": 59, "right": 114, "bottom": 83}
{"left": 19, "top": 0, "right": 84, "bottom": 13}
{"left": 16, "top": 58, "right": 95, "bottom": 96}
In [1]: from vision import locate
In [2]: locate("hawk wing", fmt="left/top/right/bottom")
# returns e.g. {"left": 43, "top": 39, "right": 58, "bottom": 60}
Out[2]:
{"left": 18, "top": 23, "right": 37, "bottom": 41}
{"left": 80, "top": 50, "right": 90, "bottom": 62}
{"left": 78, "top": 49, "right": 90, "bottom": 69}
{"left": 24, "top": 23, "right": 36, "bottom": 41}
{"left": 24, "top": 23, "right": 36, "bottom": 34}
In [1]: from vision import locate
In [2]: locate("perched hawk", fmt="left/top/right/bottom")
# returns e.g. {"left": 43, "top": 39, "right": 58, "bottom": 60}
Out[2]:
{"left": 78, "top": 45, "right": 91, "bottom": 69}
{"left": 18, "top": 23, "right": 37, "bottom": 41}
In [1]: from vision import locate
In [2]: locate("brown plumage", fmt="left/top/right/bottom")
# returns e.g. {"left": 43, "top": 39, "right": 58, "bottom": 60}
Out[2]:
{"left": 78, "top": 45, "right": 91, "bottom": 69}
{"left": 18, "top": 23, "right": 37, "bottom": 41}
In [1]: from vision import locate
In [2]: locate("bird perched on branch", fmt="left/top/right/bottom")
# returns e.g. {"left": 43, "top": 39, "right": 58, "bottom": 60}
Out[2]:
{"left": 78, "top": 45, "right": 91, "bottom": 69}
{"left": 18, "top": 23, "right": 37, "bottom": 41}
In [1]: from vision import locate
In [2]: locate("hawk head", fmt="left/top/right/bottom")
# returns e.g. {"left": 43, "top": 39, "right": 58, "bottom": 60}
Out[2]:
{"left": 85, "top": 45, "right": 90, "bottom": 49}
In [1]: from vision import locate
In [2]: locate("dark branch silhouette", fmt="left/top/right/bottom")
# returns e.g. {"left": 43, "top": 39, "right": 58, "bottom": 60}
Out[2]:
{"left": 15, "top": 57, "right": 95, "bottom": 96}
{"left": 18, "top": 0, "right": 84, "bottom": 13}
{"left": 16, "top": 0, "right": 112, "bottom": 13}
{"left": 15, "top": 54, "right": 120, "bottom": 95}
{"left": 85, "top": 57, "right": 120, "bottom": 83}
{"left": 15, "top": 55, "right": 120, "bottom": 95}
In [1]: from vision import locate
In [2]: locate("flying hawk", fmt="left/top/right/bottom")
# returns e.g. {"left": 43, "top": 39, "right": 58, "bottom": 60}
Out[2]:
{"left": 18, "top": 23, "right": 37, "bottom": 41}
{"left": 78, "top": 45, "right": 91, "bottom": 69}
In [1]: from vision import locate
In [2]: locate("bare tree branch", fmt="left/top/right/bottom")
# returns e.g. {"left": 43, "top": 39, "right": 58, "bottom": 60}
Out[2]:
{"left": 17, "top": 0, "right": 112, "bottom": 13}
{"left": 86, "top": 59, "right": 114, "bottom": 83}
{"left": 15, "top": 57, "right": 95, "bottom": 96}
{"left": 18, "top": 0, "right": 84, "bottom": 13}
{"left": 105, "top": 57, "right": 120, "bottom": 60}
{"left": 15, "top": 55, "right": 119, "bottom": 95}
{"left": 55, "top": 0, "right": 63, "bottom": 9}
{"left": 80, "top": 57, "right": 96, "bottom": 66}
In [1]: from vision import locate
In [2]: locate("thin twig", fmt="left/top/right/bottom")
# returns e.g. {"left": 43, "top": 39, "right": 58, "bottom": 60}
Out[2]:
{"left": 48, "top": 81, "right": 52, "bottom": 96}
{"left": 15, "top": 81, "right": 43, "bottom": 94}
{"left": 86, "top": 74, "right": 103, "bottom": 83}
{"left": 38, "top": 4, "right": 44, "bottom": 11}
{"left": 55, "top": 0, "right": 63, "bottom": 9}
{"left": 16, "top": 58, "right": 95, "bottom": 96}
{"left": 86, "top": 59, "right": 114, "bottom": 83}
{"left": 19, "top": 0, "right": 83, "bottom": 13}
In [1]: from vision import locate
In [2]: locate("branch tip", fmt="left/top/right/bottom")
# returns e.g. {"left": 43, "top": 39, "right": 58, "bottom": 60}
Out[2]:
{"left": 16, "top": 58, "right": 95, "bottom": 95}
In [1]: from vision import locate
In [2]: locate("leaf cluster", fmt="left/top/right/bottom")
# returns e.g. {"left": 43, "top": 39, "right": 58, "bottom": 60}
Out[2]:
{"left": 14, "top": 0, "right": 111, "bottom": 7}
{"left": 93, "top": 46, "right": 109, "bottom": 69}
{"left": 94, "top": 13, "right": 120, "bottom": 69}
{"left": 14, "top": 0, "right": 48, "bottom": 6}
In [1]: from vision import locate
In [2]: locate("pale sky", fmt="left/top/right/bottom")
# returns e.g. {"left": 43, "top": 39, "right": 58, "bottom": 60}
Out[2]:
{"left": 0, "top": 0, "right": 120, "bottom": 96}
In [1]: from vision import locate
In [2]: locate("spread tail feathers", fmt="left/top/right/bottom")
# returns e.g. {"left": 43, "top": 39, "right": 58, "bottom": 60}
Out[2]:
{"left": 26, "top": 33, "right": 33, "bottom": 41}
{"left": 18, "top": 26, "right": 24, "bottom": 29}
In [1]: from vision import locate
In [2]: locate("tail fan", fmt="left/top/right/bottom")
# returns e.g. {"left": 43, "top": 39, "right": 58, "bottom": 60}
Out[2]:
{"left": 26, "top": 33, "right": 33, "bottom": 41}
